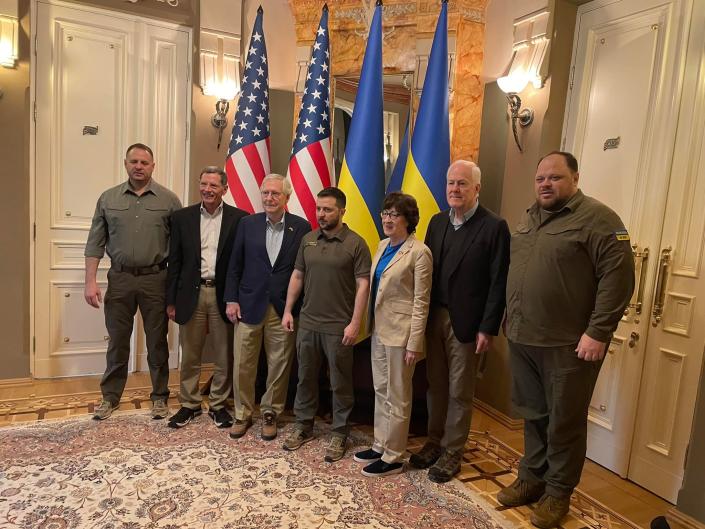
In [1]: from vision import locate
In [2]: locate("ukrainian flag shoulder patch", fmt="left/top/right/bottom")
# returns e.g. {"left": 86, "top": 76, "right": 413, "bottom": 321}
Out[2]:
{"left": 615, "top": 229, "right": 630, "bottom": 241}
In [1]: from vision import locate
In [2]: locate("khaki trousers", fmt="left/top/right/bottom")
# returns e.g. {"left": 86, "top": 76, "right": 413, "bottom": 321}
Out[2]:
{"left": 426, "top": 305, "right": 479, "bottom": 454}
{"left": 178, "top": 286, "right": 233, "bottom": 411}
{"left": 371, "top": 335, "right": 416, "bottom": 463}
{"left": 102, "top": 268, "right": 169, "bottom": 405}
{"left": 233, "top": 304, "right": 295, "bottom": 420}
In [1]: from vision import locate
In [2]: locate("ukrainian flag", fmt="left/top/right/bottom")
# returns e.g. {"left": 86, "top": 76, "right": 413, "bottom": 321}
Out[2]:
{"left": 401, "top": 0, "right": 449, "bottom": 241}
{"left": 337, "top": 0, "right": 384, "bottom": 257}
{"left": 386, "top": 112, "right": 409, "bottom": 193}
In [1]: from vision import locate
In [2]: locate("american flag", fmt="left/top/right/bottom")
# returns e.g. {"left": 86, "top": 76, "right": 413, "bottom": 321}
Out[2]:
{"left": 286, "top": 5, "right": 333, "bottom": 228}
{"left": 225, "top": 6, "right": 270, "bottom": 212}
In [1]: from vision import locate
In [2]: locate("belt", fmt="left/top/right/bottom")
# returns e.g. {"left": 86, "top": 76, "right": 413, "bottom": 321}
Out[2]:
{"left": 200, "top": 278, "right": 216, "bottom": 287}
{"left": 112, "top": 260, "right": 167, "bottom": 276}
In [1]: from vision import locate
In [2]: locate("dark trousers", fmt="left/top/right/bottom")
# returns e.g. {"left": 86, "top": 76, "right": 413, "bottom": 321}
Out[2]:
{"left": 294, "top": 328, "right": 354, "bottom": 436}
{"left": 508, "top": 340, "right": 604, "bottom": 498}
{"left": 101, "top": 268, "right": 170, "bottom": 405}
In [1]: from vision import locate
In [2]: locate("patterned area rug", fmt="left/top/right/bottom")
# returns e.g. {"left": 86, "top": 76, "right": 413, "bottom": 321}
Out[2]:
{"left": 0, "top": 411, "right": 516, "bottom": 529}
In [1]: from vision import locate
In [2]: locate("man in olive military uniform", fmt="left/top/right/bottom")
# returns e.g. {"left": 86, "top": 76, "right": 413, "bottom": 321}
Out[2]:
{"left": 499, "top": 151, "right": 634, "bottom": 528}
{"left": 85, "top": 143, "right": 182, "bottom": 421}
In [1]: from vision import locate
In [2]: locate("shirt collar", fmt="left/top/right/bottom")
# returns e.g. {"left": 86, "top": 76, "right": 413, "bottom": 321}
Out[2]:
{"left": 200, "top": 201, "right": 224, "bottom": 217}
{"left": 449, "top": 199, "right": 479, "bottom": 226}
{"left": 317, "top": 223, "right": 349, "bottom": 241}
{"left": 528, "top": 189, "right": 584, "bottom": 216}
{"left": 266, "top": 213, "right": 285, "bottom": 229}
{"left": 121, "top": 179, "right": 156, "bottom": 196}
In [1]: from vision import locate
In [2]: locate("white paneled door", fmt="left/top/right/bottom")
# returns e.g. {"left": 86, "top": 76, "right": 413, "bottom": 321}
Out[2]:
{"left": 564, "top": 0, "right": 705, "bottom": 502}
{"left": 33, "top": 0, "right": 191, "bottom": 378}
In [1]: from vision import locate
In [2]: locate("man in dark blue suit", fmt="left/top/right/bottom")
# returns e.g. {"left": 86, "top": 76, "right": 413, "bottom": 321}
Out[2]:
{"left": 165, "top": 166, "right": 248, "bottom": 429}
{"left": 224, "top": 174, "right": 311, "bottom": 441}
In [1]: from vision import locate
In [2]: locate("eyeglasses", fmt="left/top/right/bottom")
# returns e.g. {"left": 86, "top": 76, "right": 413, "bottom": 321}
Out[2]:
{"left": 261, "top": 190, "right": 282, "bottom": 198}
{"left": 380, "top": 210, "right": 401, "bottom": 219}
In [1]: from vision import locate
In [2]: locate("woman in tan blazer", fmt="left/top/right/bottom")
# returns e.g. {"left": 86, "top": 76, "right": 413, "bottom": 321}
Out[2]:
{"left": 353, "top": 192, "right": 433, "bottom": 477}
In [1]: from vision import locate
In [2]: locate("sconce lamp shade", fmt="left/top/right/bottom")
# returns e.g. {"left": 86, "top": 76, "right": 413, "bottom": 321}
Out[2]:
{"left": 199, "top": 30, "right": 241, "bottom": 101}
{"left": 497, "top": 8, "right": 550, "bottom": 94}
{"left": 0, "top": 0, "right": 19, "bottom": 68}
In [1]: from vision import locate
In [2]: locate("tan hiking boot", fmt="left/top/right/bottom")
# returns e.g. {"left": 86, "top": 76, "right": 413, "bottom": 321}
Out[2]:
{"left": 261, "top": 411, "right": 277, "bottom": 441}
{"left": 282, "top": 425, "right": 314, "bottom": 451}
{"left": 324, "top": 434, "right": 347, "bottom": 462}
{"left": 229, "top": 417, "right": 252, "bottom": 439}
{"left": 93, "top": 400, "right": 118, "bottom": 421}
{"left": 530, "top": 494, "right": 571, "bottom": 529}
{"left": 150, "top": 399, "right": 169, "bottom": 420}
{"left": 497, "top": 477, "right": 545, "bottom": 507}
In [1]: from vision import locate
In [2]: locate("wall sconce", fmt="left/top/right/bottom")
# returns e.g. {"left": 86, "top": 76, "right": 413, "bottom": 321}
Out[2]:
{"left": 200, "top": 30, "right": 240, "bottom": 149}
{"left": 497, "top": 8, "right": 550, "bottom": 152}
{"left": 0, "top": 0, "right": 19, "bottom": 68}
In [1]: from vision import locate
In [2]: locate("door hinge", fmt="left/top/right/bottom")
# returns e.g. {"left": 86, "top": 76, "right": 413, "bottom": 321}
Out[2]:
{"left": 34, "top": 34, "right": 37, "bottom": 56}
{"left": 32, "top": 336, "right": 36, "bottom": 352}
{"left": 185, "top": 122, "right": 189, "bottom": 141}
{"left": 569, "top": 65, "right": 575, "bottom": 90}
{"left": 33, "top": 222, "right": 36, "bottom": 241}
{"left": 33, "top": 101, "right": 37, "bottom": 123}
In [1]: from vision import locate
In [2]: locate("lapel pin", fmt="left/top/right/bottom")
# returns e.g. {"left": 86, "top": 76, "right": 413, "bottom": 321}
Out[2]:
{"left": 288, "top": 227, "right": 293, "bottom": 231}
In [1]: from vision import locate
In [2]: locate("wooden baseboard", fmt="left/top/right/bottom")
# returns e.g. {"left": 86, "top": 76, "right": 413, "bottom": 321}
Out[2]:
{"left": 473, "top": 398, "right": 523, "bottom": 430}
{"left": 0, "top": 377, "right": 34, "bottom": 388}
{"left": 667, "top": 508, "right": 705, "bottom": 529}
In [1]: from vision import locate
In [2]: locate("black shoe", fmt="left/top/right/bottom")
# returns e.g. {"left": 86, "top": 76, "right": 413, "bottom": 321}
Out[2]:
{"left": 409, "top": 442, "right": 443, "bottom": 469}
{"left": 361, "top": 459, "right": 403, "bottom": 477}
{"left": 167, "top": 407, "right": 201, "bottom": 429}
{"left": 209, "top": 408, "right": 233, "bottom": 428}
{"left": 354, "top": 448, "right": 383, "bottom": 463}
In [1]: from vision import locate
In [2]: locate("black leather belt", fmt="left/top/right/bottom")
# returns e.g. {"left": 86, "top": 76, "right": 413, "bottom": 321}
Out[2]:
{"left": 112, "top": 261, "right": 167, "bottom": 276}
{"left": 200, "top": 278, "right": 216, "bottom": 287}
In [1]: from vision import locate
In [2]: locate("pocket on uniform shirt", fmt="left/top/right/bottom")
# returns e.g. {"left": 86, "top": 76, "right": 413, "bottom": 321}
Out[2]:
{"left": 105, "top": 202, "right": 129, "bottom": 227}
{"left": 145, "top": 205, "right": 169, "bottom": 226}
{"left": 543, "top": 227, "right": 583, "bottom": 259}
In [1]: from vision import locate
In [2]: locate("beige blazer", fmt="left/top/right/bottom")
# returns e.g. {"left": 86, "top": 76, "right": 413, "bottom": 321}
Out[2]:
{"left": 366, "top": 234, "right": 433, "bottom": 353}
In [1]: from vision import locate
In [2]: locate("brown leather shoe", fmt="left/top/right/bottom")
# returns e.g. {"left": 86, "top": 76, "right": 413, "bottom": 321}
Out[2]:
{"left": 261, "top": 411, "right": 277, "bottom": 441}
{"left": 228, "top": 417, "right": 252, "bottom": 439}
{"left": 497, "top": 477, "right": 545, "bottom": 507}
{"left": 530, "top": 494, "right": 571, "bottom": 529}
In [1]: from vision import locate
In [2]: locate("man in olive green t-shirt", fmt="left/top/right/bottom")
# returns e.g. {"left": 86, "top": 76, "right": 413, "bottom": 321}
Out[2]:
{"left": 84, "top": 143, "right": 182, "bottom": 421}
{"left": 499, "top": 151, "right": 634, "bottom": 528}
{"left": 280, "top": 187, "right": 371, "bottom": 463}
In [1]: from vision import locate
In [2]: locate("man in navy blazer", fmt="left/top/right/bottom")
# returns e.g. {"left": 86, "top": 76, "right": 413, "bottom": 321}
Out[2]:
{"left": 165, "top": 166, "right": 248, "bottom": 429}
{"left": 409, "top": 160, "right": 510, "bottom": 482}
{"left": 224, "top": 174, "right": 311, "bottom": 441}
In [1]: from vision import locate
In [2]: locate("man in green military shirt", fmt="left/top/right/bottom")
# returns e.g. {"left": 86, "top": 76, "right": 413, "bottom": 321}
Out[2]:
{"left": 499, "top": 151, "right": 634, "bottom": 528}
{"left": 84, "top": 143, "right": 182, "bottom": 421}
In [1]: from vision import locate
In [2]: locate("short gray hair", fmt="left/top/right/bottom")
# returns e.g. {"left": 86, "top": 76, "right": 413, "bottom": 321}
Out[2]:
{"left": 261, "top": 174, "right": 293, "bottom": 197}
{"left": 200, "top": 166, "right": 228, "bottom": 186}
{"left": 447, "top": 160, "right": 481, "bottom": 185}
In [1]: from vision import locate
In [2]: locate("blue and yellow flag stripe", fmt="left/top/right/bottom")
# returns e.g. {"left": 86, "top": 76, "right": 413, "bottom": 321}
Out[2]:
{"left": 401, "top": 0, "right": 449, "bottom": 241}
{"left": 337, "top": 1, "right": 384, "bottom": 257}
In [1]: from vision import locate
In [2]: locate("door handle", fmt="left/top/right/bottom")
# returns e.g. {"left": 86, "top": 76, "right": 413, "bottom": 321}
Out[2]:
{"left": 651, "top": 246, "right": 672, "bottom": 326}
{"left": 628, "top": 245, "right": 649, "bottom": 315}
{"left": 628, "top": 331, "right": 640, "bottom": 348}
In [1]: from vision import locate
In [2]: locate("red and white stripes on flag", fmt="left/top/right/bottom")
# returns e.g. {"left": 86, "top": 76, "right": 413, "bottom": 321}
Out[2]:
{"left": 287, "top": 140, "right": 333, "bottom": 226}
{"left": 224, "top": 7, "right": 270, "bottom": 213}
{"left": 286, "top": 5, "right": 332, "bottom": 228}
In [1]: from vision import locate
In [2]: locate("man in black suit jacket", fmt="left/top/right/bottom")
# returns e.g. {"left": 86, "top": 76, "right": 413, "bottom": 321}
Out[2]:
{"left": 224, "top": 174, "right": 311, "bottom": 441}
{"left": 410, "top": 160, "right": 510, "bottom": 482}
{"left": 165, "top": 166, "right": 248, "bottom": 429}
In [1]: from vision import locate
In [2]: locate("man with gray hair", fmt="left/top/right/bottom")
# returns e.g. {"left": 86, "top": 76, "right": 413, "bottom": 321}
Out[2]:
{"left": 224, "top": 174, "right": 311, "bottom": 440}
{"left": 166, "top": 167, "right": 248, "bottom": 429}
{"left": 409, "top": 160, "right": 510, "bottom": 482}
